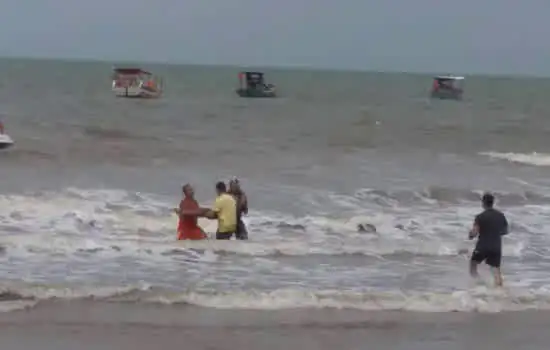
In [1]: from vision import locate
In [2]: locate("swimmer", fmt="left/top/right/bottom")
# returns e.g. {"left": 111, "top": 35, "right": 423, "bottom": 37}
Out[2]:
{"left": 174, "top": 184, "right": 207, "bottom": 240}
{"left": 228, "top": 177, "right": 248, "bottom": 240}
{"left": 468, "top": 193, "right": 509, "bottom": 287}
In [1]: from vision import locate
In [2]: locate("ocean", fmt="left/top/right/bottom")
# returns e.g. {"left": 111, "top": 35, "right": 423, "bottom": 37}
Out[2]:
{"left": 2, "top": 58, "right": 550, "bottom": 348}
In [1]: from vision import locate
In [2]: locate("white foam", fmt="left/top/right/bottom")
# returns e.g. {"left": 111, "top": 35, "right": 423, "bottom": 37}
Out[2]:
{"left": 1, "top": 281, "right": 550, "bottom": 313}
{"left": 0, "top": 282, "right": 150, "bottom": 300}
{"left": 134, "top": 286, "right": 550, "bottom": 313}
{"left": 0, "top": 300, "right": 37, "bottom": 312}
{"left": 480, "top": 151, "right": 550, "bottom": 166}
{"left": 0, "top": 186, "right": 548, "bottom": 314}
{"left": 0, "top": 281, "right": 151, "bottom": 312}
{"left": 0, "top": 187, "right": 535, "bottom": 260}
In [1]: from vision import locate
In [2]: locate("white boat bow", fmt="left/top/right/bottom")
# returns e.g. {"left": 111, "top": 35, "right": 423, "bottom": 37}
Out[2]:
{"left": 0, "top": 133, "right": 14, "bottom": 149}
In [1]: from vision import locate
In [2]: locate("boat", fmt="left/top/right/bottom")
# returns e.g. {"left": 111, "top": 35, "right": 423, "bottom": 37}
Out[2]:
{"left": 236, "top": 71, "right": 276, "bottom": 98}
{"left": 0, "top": 121, "right": 14, "bottom": 150}
{"left": 111, "top": 67, "right": 163, "bottom": 98}
{"left": 430, "top": 75, "right": 464, "bottom": 100}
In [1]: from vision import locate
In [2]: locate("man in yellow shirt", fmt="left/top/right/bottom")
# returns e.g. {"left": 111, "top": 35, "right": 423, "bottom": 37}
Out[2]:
{"left": 204, "top": 182, "right": 237, "bottom": 239}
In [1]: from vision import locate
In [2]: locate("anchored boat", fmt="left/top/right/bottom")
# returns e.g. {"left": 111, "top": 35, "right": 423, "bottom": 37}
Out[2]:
{"left": 0, "top": 121, "right": 14, "bottom": 150}
{"left": 112, "top": 67, "right": 163, "bottom": 98}
{"left": 236, "top": 71, "right": 276, "bottom": 98}
{"left": 430, "top": 75, "right": 464, "bottom": 100}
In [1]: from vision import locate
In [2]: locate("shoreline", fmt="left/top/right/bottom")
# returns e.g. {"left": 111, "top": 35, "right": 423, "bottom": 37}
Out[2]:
{"left": 1, "top": 300, "right": 550, "bottom": 349}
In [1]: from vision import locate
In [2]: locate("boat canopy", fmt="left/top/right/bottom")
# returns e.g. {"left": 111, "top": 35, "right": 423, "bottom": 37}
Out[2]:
{"left": 113, "top": 68, "right": 152, "bottom": 76}
{"left": 434, "top": 75, "right": 464, "bottom": 81}
{"left": 239, "top": 71, "right": 265, "bottom": 83}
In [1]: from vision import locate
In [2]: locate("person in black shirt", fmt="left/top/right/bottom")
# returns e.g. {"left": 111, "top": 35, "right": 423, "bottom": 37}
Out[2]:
{"left": 228, "top": 178, "right": 249, "bottom": 240}
{"left": 468, "top": 193, "right": 509, "bottom": 287}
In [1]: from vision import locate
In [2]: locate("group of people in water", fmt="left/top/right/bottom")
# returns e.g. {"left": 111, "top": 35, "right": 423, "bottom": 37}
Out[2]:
{"left": 174, "top": 178, "right": 248, "bottom": 241}
{"left": 174, "top": 181, "right": 509, "bottom": 287}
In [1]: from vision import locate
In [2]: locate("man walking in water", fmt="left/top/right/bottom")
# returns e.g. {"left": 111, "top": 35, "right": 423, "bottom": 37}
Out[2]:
{"left": 174, "top": 184, "right": 207, "bottom": 240}
{"left": 468, "top": 193, "right": 509, "bottom": 287}
{"left": 229, "top": 177, "right": 249, "bottom": 240}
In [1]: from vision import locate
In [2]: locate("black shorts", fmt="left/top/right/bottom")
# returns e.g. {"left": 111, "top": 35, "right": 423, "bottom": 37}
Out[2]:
{"left": 216, "top": 231, "right": 235, "bottom": 240}
{"left": 471, "top": 249, "right": 501, "bottom": 268}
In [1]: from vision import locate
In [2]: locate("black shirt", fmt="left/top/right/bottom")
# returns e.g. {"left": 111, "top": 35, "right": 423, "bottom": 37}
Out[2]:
{"left": 230, "top": 192, "right": 247, "bottom": 221}
{"left": 474, "top": 208, "right": 508, "bottom": 251}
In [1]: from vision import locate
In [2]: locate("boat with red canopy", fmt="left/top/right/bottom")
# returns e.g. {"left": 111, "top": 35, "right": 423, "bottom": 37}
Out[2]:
{"left": 430, "top": 75, "right": 464, "bottom": 100}
{"left": 112, "top": 67, "right": 163, "bottom": 98}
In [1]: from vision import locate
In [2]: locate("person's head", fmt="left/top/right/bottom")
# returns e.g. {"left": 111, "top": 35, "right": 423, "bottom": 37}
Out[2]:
{"left": 482, "top": 192, "right": 495, "bottom": 209}
{"left": 215, "top": 181, "right": 227, "bottom": 195}
{"left": 182, "top": 183, "right": 194, "bottom": 198}
{"left": 228, "top": 177, "right": 241, "bottom": 193}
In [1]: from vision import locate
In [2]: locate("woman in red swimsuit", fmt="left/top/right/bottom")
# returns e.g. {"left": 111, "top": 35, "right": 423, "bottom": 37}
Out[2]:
{"left": 174, "top": 184, "right": 207, "bottom": 240}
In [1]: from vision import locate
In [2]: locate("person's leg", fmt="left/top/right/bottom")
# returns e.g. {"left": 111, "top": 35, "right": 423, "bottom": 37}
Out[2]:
{"left": 486, "top": 251, "right": 503, "bottom": 287}
{"left": 490, "top": 267, "right": 503, "bottom": 287}
{"left": 470, "top": 260, "right": 480, "bottom": 278}
{"left": 470, "top": 250, "right": 485, "bottom": 278}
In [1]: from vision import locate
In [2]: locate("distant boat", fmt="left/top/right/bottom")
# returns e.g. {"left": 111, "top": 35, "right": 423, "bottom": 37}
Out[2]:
{"left": 0, "top": 121, "right": 14, "bottom": 150}
{"left": 111, "top": 67, "right": 163, "bottom": 98}
{"left": 430, "top": 75, "right": 464, "bottom": 100}
{"left": 236, "top": 71, "right": 276, "bottom": 98}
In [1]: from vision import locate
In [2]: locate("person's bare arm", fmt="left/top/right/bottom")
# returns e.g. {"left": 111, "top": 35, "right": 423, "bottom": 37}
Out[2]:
{"left": 202, "top": 199, "right": 221, "bottom": 220}
{"left": 501, "top": 215, "right": 509, "bottom": 236}
{"left": 241, "top": 193, "right": 248, "bottom": 215}
{"left": 202, "top": 210, "right": 218, "bottom": 219}
{"left": 179, "top": 208, "right": 209, "bottom": 217}
{"left": 173, "top": 201, "right": 185, "bottom": 215}
{"left": 469, "top": 219, "right": 479, "bottom": 239}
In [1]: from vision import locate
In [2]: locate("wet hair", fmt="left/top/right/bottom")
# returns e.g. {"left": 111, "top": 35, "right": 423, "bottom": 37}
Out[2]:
{"left": 229, "top": 177, "right": 241, "bottom": 190}
{"left": 182, "top": 183, "right": 191, "bottom": 192}
{"left": 216, "top": 181, "right": 226, "bottom": 192}
{"left": 482, "top": 192, "right": 494, "bottom": 208}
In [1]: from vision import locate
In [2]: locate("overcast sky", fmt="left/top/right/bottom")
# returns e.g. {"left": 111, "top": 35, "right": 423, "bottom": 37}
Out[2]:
{"left": 1, "top": 0, "right": 549, "bottom": 74}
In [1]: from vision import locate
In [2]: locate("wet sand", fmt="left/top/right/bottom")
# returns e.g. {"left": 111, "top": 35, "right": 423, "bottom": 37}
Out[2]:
{"left": 1, "top": 301, "right": 550, "bottom": 350}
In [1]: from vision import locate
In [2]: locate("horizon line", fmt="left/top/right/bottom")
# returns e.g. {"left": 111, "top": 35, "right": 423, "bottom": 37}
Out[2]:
{"left": 0, "top": 54, "right": 548, "bottom": 80}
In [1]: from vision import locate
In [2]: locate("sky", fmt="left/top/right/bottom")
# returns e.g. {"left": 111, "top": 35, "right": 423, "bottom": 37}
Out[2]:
{"left": 1, "top": 0, "right": 550, "bottom": 75}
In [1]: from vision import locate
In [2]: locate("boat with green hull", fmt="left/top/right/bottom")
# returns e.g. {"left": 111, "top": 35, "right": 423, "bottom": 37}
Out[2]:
{"left": 236, "top": 71, "right": 276, "bottom": 98}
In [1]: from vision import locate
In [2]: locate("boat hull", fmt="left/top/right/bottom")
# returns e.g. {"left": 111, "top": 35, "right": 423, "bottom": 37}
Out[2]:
{"left": 236, "top": 88, "right": 276, "bottom": 98}
{"left": 430, "top": 89, "right": 463, "bottom": 100}
{"left": 113, "top": 86, "right": 161, "bottom": 99}
{"left": 0, "top": 134, "right": 14, "bottom": 149}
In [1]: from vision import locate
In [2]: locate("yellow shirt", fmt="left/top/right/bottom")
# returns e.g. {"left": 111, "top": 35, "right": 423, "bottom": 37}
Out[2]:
{"left": 213, "top": 193, "right": 237, "bottom": 233}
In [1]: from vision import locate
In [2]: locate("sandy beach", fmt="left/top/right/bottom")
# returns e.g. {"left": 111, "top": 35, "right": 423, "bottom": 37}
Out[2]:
{"left": 0, "top": 301, "right": 549, "bottom": 350}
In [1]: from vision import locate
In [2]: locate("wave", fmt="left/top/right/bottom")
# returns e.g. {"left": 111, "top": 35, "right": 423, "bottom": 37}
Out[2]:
{"left": 0, "top": 187, "right": 548, "bottom": 314}
{"left": 353, "top": 187, "right": 550, "bottom": 206}
{"left": 0, "top": 283, "right": 150, "bottom": 312}
{"left": 480, "top": 151, "right": 550, "bottom": 167}
{"left": 0, "top": 236, "right": 524, "bottom": 259}
{"left": 2, "top": 282, "right": 550, "bottom": 313}
{"left": 0, "top": 187, "right": 532, "bottom": 260}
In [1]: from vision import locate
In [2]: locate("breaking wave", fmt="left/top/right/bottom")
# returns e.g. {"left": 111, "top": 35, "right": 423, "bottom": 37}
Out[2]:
{"left": 0, "top": 187, "right": 548, "bottom": 313}
{"left": 2, "top": 282, "right": 550, "bottom": 313}
{"left": 0, "top": 187, "right": 534, "bottom": 259}
{"left": 480, "top": 151, "right": 550, "bottom": 167}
